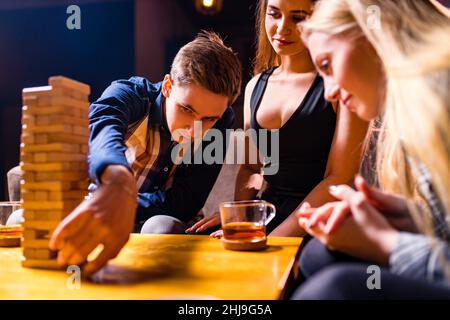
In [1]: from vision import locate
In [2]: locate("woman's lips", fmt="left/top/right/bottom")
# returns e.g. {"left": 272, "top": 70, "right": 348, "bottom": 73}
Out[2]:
{"left": 273, "top": 39, "right": 294, "bottom": 46}
{"left": 342, "top": 95, "right": 354, "bottom": 110}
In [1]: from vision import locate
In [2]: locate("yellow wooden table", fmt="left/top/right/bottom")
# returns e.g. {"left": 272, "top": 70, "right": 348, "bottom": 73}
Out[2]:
{"left": 0, "top": 234, "right": 302, "bottom": 300}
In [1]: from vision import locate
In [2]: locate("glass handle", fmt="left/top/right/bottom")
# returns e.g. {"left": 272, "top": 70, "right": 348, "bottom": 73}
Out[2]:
{"left": 265, "top": 203, "right": 276, "bottom": 226}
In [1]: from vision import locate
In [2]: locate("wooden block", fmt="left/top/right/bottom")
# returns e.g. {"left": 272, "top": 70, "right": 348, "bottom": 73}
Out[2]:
{"left": 22, "top": 105, "right": 82, "bottom": 118}
{"left": 48, "top": 191, "right": 87, "bottom": 201}
{"left": 22, "top": 86, "right": 53, "bottom": 99}
{"left": 22, "top": 124, "right": 73, "bottom": 135}
{"left": 21, "top": 143, "right": 81, "bottom": 154}
{"left": 21, "top": 172, "right": 35, "bottom": 182}
{"left": 22, "top": 201, "right": 80, "bottom": 211}
{"left": 35, "top": 171, "right": 88, "bottom": 182}
{"left": 21, "top": 133, "right": 88, "bottom": 145}
{"left": 21, "top": 239, "right": 50, "bottom": 248}
{"left": 35, "top": 115, "right": 50, "bottom": 126}
{"left": 49, "top": 76, "right": 91, "bottom": 95}
{"left": 33, "top": 152, "right": 86, "bottom": 163}
{"left": 21, "top": 133, "right": 35, "bottom": 144}
{"left": 72, "top": 125, "right": 90, "bottom": 137}
{"left": 23, "top": 220, "right": 60, "bottom": 231}
{"left": 23, "top": 229, "right": 50, "bottom": 240}
{"left": 21, "top": 114, "right": 35, "bottom": 126}
{"left": 24, "top": 210, "right": 67, "bottom": 221}
{"left": 21, "top": 162, "right": 87, "bottom": 172}
{"left": 38, "top": 114, "right": 89, "bottom": 127}
{"left": 20, "top": 153, "right": 34, "bottom": 164}
{"left": 21, "top": 258, "right": 63, "bottom": 270}
{"left": 36, "top": 96, "right": 89, "bottom": 110}
{"left": 23, "top": 248, "right": 57, "bottom": 260}
{"left": 21, "top": 180, "right": 73, "bottom": 191}
{"left": 35, "top": 191, "right": 50, "bottom": 201}
{"left": 72, "top": 180, "right": 89, "bottom": 190}
{"left": 35, "top": 134, "right": 49, "bottom": 144}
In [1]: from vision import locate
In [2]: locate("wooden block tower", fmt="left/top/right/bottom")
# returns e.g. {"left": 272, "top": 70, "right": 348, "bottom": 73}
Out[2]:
{"left": 20, "top": 76, "right": 90, "bottom": 269}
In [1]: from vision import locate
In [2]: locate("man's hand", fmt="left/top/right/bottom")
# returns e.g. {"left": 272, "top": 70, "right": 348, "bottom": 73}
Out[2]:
{"left": 49, "top": 165, "right": 138, "bottom": 276}
{"left": 185, "top": 211, "right": 221, "bottom": 234}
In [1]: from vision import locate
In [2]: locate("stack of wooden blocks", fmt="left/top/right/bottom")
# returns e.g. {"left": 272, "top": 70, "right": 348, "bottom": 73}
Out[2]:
{"left": 20, "top": 76, "right": 91, "bottom": 269}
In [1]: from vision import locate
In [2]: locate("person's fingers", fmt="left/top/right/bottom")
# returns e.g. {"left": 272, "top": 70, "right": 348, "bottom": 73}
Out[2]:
{"left": 324, "top": 202, "right": 350, "bottom": 234}
{"left": 298, "top": 218, "right": 320, "bottom": 237}
{"left": 49, "top": 202, "right": 93, "bottom": 250}
{"left": 299, "top": 202, "right": 311, "bottom": 212}
{"left": 355, "top": 175, "right": 385, "bottom": 206}
{"left": 196, "top": 216, "right": 220, "bottom": 233}
{"left": 329, "top": 184, "right": 357, "bottom": 202}
{"left": 296, "top": 208, "right": 315, "bottom": 218}
{"left": 64, "top": 225, "right": 107, "bottom": 266}
{"left": 83, "top": 236, "right": 127, "bottom": 276}
{"left": 185, "top": 218, "right": 208, "bottom": 233}
{"left": 210, "top": 229, "right": 223, "bottom": 238}
{"left": 308, "top": 204, "right": 335, "bottom": 228}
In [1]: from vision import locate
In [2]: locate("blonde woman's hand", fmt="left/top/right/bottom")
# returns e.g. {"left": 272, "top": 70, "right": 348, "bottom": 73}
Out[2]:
{"left": 299, "top": 184, "right": 399, "bottom": 264}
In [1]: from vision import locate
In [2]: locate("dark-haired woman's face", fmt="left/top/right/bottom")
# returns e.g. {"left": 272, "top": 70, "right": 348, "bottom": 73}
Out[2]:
{"left": 306, "top": 31, "right": 384, "bottom": 121}
{"left": 265, "top": 0, "right": 313, "bottom": 57}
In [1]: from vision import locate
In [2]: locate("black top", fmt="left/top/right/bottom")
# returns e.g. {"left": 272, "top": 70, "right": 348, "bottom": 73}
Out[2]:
{"left": 250, "top": 68, "right": 336, "bottom": 199}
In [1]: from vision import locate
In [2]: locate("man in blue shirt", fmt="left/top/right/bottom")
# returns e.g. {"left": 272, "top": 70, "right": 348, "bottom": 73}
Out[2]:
{"left": 49, "top": 31, "right": 242, "bottom": 275}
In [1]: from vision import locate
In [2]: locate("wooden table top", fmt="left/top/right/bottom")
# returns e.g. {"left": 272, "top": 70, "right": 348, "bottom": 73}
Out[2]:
{"left": 0, "top": 234, "right": 302, "bottom": 300}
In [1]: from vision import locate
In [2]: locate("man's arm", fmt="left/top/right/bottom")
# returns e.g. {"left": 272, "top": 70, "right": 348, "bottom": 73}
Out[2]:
{"left": 137, "top": 108, "right": 235, "bottom": 222}
{"left": 89, "top": 76, "right": 160, "bottom": 182}
{"left": 50, "top": 77, "right": 159, "bottom": 275}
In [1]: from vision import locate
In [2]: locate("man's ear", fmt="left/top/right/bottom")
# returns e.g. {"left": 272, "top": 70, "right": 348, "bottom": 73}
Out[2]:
{"left": 162, "top": 74, "right": 172, "bottom": 98}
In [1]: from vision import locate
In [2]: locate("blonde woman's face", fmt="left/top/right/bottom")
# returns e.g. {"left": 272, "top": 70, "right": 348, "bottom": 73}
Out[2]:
{"left": 307, "top": 31, "right": 384, "bottom": 121}
{"left": 265, "top": 0, "right": 313, "bottom": 56}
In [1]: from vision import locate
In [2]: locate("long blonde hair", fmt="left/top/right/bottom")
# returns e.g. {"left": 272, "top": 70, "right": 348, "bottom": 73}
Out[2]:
{"left": 301, "top": 0, "right": 450, "bottom": 224}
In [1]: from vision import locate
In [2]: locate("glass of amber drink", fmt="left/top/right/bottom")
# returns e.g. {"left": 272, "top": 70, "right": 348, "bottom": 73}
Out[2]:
{"left": 219, "top": 200, "right": 276, "bottom": 251}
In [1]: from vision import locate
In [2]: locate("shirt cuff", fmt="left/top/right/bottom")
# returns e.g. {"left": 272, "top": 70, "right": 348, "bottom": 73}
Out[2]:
{"left": 88, "top": 151, "right": 132, "bottom": 185}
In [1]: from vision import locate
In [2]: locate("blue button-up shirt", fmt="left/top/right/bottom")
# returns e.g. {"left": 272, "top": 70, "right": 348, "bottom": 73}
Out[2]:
{"left": 88, "top": 76, "right": 235, "bottom": 223}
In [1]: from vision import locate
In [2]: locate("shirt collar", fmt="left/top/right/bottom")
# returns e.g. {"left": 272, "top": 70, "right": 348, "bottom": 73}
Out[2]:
{"left": 148, "top": 82, "right": 170, "bottom": 134}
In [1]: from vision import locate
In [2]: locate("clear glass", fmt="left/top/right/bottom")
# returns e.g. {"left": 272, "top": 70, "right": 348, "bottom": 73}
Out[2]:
{"left": 219, "top": 200, "right": 276, "bottom": 251}
{"left": 0, "top": 201, "right": 22, "bottom": 225}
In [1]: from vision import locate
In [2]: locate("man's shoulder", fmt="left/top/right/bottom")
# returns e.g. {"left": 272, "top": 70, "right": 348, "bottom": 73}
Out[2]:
{"left": 110, "top": 76, "right": 162, "bottom": 99}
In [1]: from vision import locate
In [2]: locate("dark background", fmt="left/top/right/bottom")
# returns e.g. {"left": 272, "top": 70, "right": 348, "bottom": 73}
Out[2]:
{"left": 0, "top": 0, "right": 257, "bottom": 200}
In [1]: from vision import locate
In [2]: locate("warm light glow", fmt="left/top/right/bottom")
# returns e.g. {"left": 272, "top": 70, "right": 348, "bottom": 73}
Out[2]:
{"left": 202, "top": 0, "right": 214, "bottom": 8}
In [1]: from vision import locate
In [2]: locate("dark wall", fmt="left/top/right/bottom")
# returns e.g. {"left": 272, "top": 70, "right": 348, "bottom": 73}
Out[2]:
{"left": 0, "top": 0, "right": 256, "bottom": 201}
{"left": 0, "top": 0, "right": 135, "bottom": 200}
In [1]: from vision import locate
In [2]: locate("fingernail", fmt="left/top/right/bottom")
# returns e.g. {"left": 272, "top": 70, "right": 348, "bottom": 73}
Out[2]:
{"left": 305, "top": 219, "right": 313, "bottom": 229}
{"left": 329, "top": 185, "right": 338, "bottom": 193}
{"left": 299, "top": 218, "right": 308, "bottom": 226}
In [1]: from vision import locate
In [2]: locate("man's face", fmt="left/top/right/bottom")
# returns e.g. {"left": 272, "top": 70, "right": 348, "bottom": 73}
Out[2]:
{"left": 162, "top": 75, "right": 229, "bottom": 144}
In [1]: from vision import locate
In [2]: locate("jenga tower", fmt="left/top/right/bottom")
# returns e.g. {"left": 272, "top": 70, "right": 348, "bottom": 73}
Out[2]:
{"left": 20, "top": 76, "right": 90, "bottom": 269}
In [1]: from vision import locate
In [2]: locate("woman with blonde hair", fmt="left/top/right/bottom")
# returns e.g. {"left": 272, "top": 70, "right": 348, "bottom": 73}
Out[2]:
{"left": 292, "top": 0, "right": 450, "bottom": 299}
{"left": 187, "top": 0, "right": 368, "bottom": 236}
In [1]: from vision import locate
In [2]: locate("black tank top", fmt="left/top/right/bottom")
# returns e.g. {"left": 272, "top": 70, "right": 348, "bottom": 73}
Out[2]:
{"left": 250, "top": 68, "right": 336, "bottom": 198}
